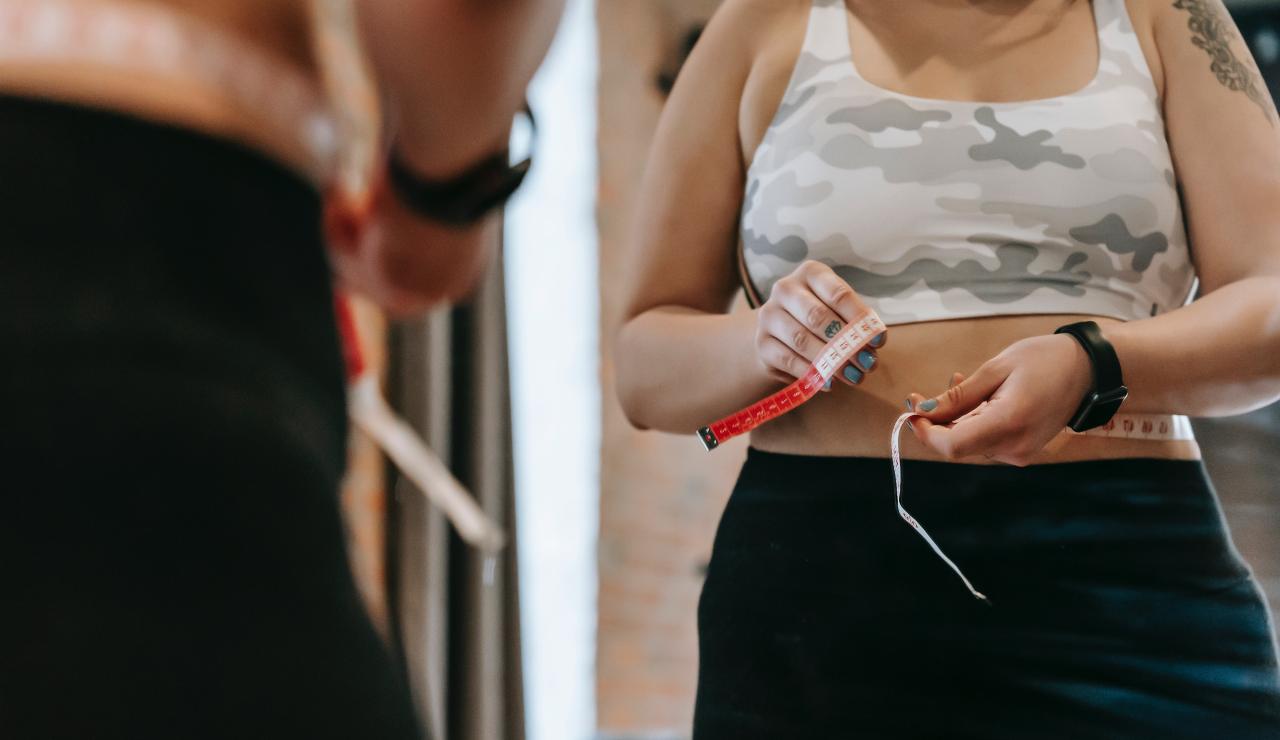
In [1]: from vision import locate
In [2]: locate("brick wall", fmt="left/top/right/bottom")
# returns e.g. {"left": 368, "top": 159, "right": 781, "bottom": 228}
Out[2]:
{"left": 595, "top": 1, "right": 739, "bottom": 737}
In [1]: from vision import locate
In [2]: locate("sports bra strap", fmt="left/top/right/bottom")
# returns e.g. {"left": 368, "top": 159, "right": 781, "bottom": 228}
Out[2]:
{"left": 804, "top": 0, "right": 853, "bottom": 61}
{"left": 1092, "top": 0, "right": 1161, "bottom": 98}
{"left": 1093, "top": 0, "right": 1130, "bottom": 36}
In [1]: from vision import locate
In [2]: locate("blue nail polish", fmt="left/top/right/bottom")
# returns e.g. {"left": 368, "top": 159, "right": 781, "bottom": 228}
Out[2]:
{"left": 857, "top": 350, "right": 876, "bottom": 370}
{"left": 843, "top": 366, "right": 863, "bottom": 384}
{"left": 823, "top": 377, "right": 832, "bottom": 391}
{"left": 905, "top": 398, "right": 914, "bottom": 411}
{"left": 870, "top": 332, "right": 886, "bottom": 348}
{"left": 920, "top": 398, "right": 938, "bottom": 412}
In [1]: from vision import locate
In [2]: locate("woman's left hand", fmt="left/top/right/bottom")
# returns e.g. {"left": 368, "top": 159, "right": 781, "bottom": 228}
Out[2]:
{"left": 905, "top": 334, "right": 1095, "bottom": 466}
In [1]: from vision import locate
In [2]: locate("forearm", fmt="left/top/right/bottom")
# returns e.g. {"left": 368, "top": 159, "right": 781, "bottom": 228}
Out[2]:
{"left": 360, "top": 0, "right": 565, "bottom": 178}
{"left": 616, "top": 307, "right": 782, "bottom": 433}
{"left": 1107, "top": 275, "right": 1280, "bottom": 417}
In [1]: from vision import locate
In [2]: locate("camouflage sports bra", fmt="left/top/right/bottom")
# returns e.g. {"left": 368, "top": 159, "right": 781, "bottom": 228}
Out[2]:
{"left": 739, "top": 0, "right": 1196, "bottom": 325}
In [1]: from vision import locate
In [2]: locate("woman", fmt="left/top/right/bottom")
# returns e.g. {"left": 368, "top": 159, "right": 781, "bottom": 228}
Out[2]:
{"left": 0, "top": 0, "right": 559, "bottom": 737}
{"left": 616, "top": 0, "right": 1280, "bottom": 736}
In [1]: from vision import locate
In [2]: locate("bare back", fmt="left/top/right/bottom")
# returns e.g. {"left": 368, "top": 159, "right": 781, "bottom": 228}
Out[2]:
{"left": 0, "top": 0, "right": 322, "bottom": 174}
{"left": 141, "top": 0, "right": 314, "bottom": 68}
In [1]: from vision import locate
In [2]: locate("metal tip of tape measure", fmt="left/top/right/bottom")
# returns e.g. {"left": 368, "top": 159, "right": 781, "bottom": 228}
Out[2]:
{"left": 697, "top": 427, "right": 719, "bottom": 451}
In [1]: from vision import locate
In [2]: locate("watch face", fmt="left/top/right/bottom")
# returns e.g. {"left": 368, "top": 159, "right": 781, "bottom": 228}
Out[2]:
{"left": 1096, "top": 386, "right": 1130, "bottom": 405}
{"left": 1094, "top": 397, "right": 1125, "bottom": 418}
{"left": 1071, "top": 386, "right": 1129, "bottom": 432}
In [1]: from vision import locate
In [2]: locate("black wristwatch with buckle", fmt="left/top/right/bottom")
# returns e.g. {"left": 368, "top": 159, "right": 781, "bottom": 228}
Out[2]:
{"left": 1054, "top": 321, "right": 1128, "bottom": 432}
{"left": 387, "top": 104, "right": 536, "bottom": 227}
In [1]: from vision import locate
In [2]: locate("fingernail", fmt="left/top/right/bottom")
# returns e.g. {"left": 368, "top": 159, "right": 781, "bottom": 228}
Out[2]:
{"left": 905, "top": 398, "right": 914, "bottom": 411}
{"left": 870, "top": 332, "right": 886, "bottom": 348}
{"left": 920, "top": 398, "right": 938, "bottom": 412}
{"left": 823, "top": 377, "right": 832, "bottom": 391}
{"left": 843, "top": 366, "right": 863, "bottom": 384}
{"left": 856, "top": 350, "right": 876, "bottom": 370}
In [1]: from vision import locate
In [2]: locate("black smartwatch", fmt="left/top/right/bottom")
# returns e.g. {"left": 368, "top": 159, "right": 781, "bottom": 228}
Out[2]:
{"left": 387, "top": 104, "right": 536, "bottom": 227}
{"left": 1054, "top": 321, "right": 1128, "bottom": 432}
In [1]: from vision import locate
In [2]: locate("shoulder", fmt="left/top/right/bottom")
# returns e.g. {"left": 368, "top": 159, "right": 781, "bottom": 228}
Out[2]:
{"left": 705, "top": 0, "right": 812, "bottom": 157}
{"left": 1114, "top": 0, "right": 1246, "bottom": 100}
{"left": 1137, "top": 0, "right": 1260, "bottom": 99}
{"left": 1120, "top": 0, "right": 1190, "bottom": 28}
{"left": 700, "top": 0, "right": 811, "bottom": 61}
{"left": 671, "top": 0, "right": 811, "bottom": 115}
{"left": 1113, "top": 0, "right": 1182, "bottom": 97}
{"left": 1133, "top": 0, "right": 1244, "bottom": 60}
{"left": 710, "top": 0, "right": 810, "bottom": 28}
{"left": 1133, "top": 0, "right": 1233, "bottom": 28}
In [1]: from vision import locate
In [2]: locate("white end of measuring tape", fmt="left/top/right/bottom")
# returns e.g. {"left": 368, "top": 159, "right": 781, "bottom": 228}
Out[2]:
{"left": 891, "top": 412, "right": 989, "bottom": 602}
{"left": 1077, "top": 413, "right": 1195, "bottom": 441}
{"left": 888, "top": 404, "right": 1193, "bottom": 602}
{"left": 307, "top": 0, "right": 382, "bottom": 201}
{"left": 348, "top": 375, "right": 507, "bottom": 555}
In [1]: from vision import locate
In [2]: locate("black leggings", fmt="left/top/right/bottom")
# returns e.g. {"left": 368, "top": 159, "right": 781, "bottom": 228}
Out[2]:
{"left": 0, "top": 96, "right": 421, "bottom": 739}
{"left": 694, "top": 449, "right": 1280, "bottom": 739}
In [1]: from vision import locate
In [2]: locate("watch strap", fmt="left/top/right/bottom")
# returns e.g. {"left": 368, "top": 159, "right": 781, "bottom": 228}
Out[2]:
{"left": 1055, "top": 320, "right": 1123, "bottom": 392}
{"left": 1054, "top": 321, "right": 1128, "bottom": 432}
{"left": 387, "top": 104, "right": 535, "bottom": 227}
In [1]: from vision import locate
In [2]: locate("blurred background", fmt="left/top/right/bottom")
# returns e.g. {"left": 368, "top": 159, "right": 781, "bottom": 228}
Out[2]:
{"left": 341, "top": 1, "right": 1280, "bottom": 738}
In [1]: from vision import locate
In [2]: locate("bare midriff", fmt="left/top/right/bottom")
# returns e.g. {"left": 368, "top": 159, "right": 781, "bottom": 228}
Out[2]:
{"left": 740, "top": 4, "right": 1192, "bottom": 464}
{"left": 748, "top": 313, "right": 1202, "bottom": 463}
{"left": 0, "top": 0, "right": 319, "bottom": 174}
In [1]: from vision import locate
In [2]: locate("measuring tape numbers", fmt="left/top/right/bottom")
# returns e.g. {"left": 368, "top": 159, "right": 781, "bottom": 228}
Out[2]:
{"left": 694, "top": 309, "right": 1194, "bottom": 601}
{"left": 697, "top": 311, "right": 888, "bottom": 450}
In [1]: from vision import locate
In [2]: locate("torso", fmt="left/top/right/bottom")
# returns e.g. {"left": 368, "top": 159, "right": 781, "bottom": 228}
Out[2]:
{"left": 0, "top": 0, "right": 321, "bottom": 176}
{"left": 134, "top": 0, "right": 314, "bottom": 66}
{"left": 738, "top": 0, "right": 1201, "bottom": 463}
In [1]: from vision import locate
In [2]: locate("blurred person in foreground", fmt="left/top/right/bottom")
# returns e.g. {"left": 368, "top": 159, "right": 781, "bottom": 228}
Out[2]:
{"left": 0, "top": 0, "right": 563, "bottom": 737}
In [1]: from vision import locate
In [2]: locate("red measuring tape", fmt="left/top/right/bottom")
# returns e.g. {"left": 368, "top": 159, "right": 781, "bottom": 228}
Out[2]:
{"left": 692, "top": 307, "right": 984, "bottom": 598}
{"left": 694, "top": 307, "right": 1196, "bottom": 602}
{"left": 698, "top": 311, "right": 888, "bottom": 450}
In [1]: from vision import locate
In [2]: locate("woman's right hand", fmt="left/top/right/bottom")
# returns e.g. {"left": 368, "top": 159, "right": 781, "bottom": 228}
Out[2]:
{"left": 326, "top": 179, "right": 498, "bottom": 316}
{"left": 754, "top": 260, "right": 886, "bottom": 387}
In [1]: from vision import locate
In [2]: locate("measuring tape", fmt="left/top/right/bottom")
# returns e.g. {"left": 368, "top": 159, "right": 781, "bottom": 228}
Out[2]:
{"left": 696, "top": 309, "right": 1194, "bottom": 449}
{"left": 889, "top": 411, "right": 988, "bottom": 601}
{"left": 693, "top": 310, "right": 986, "bottom": 599}
{"left": 1077, "top": 412, "right": 1194, "bottom": 440}
{"left": 697, "top": 309, "right": 1196, "bottom": 600}
{"left": 335, "top": 296, "right": 506, "bottom": 566}
{"left": 888, "top": 405, "right": 1188, "bottom": 601}
{"left": 698, "top": 312, "right": 888, "bottom": 450}
{"left": 308, "top": 0, "right": 383, "bottom": 209}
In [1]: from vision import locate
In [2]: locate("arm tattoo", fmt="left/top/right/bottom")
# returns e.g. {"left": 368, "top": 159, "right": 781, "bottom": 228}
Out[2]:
{"left": 1171, "top": 0, "right": 1275, "bottom": 125}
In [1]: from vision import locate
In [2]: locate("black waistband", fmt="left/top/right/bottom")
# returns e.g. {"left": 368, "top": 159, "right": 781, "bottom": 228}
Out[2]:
{"left": 735, "top": 447, "right": 1221, "bottom": 530}
{"left": 745, "top": 445, "right": 1205, "bottom": 475}
{"left": 0, "top": 93, "right": 344, "bottom": 455}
